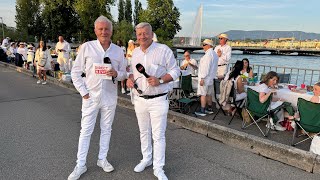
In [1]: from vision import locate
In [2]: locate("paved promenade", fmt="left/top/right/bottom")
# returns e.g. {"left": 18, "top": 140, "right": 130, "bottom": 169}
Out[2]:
{"left": 0, "top": 65, "right": 319, "bottom": 180}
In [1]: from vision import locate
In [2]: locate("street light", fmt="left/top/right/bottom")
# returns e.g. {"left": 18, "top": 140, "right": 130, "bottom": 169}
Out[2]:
{"left": 0, "top": 17, "right": 4, "bottom": 40}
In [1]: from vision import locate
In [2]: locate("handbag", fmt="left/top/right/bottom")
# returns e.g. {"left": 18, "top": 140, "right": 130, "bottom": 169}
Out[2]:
{"left": 310, "top": 135, "right": 320, "bottom": 155}
{"left": 38, "top": 51, "right": 47, "bottom": 67}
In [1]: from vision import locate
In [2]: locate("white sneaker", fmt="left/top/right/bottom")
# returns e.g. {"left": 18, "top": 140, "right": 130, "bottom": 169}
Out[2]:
{"left": 121, "top": 88, "right": 126, "bottom": 94}
{"left": 37, "top": 80, "right": 42, "bottom": 84}
{"left": 134, "top": 160, "right": 152, "bottom": 173}
{"left": 97, "top": 159, "right": 114, "bottom": 172}
{"left": 269, "top": 118, "right": 275, "bottom": 126}
{"left": 154, "top": 168, "right": 168, "bottom": 180}
{"left": 68, "top": 165, "right": 87, "bottom": 180}
{"left": 41, "top": 81, "right": 47, "bottom": 85}
{"left": 275, "top": 124, "right": 286, "bottom": 131}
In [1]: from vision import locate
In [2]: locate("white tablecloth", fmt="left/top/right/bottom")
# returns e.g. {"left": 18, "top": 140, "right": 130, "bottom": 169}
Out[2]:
{"left": 248, "top": 86, "right": 312, "bottom": 108}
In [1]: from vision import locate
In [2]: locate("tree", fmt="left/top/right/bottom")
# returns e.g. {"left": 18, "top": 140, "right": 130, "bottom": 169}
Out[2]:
{"left": 112, "top": 20, "right": 134, "bottom": 48}
{"left": 74, "top": 0, "right": 115, "bottom": 41}
{"left": 15, "top": 0, "right": 42, "bottom": 41}
{"left": 41, "top": 0, "right": 80, "bottom": 41}
{"left": 133, "top": 0, "right": 143, "bottom": 26}
{"left": 124, "top": 0, "right": 132, "bottom": 23}
{"left": 139, "top": 0, "right": 181, "bottom": 46}
{"left": 118, "top": 0, "right": 125, "bottom": 22}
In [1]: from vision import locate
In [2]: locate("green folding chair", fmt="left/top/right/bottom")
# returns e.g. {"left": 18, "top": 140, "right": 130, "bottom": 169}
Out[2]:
{"left": 242, "top": 88, "right": 273, "bottom": 137}
{"left": 291, "top": 98, "right": 320, "bottom": 146}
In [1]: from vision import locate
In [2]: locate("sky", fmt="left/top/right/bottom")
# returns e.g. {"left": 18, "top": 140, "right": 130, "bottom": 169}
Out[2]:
{"left": 1, "top": 0, "right": 320, "bottom": 37}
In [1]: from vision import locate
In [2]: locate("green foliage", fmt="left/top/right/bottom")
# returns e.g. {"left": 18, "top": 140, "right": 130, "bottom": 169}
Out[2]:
{"left": 112, "top": 20, "right": 134, "bottom": 47}
{"left": 133, "top": 0, "right": 142, "bottom": 26}
{"left": 74, "top": 0, "right": 115, "bottom": 41}
{"left": 41, "top": 0, "right": 79, "bottom": 41}
{"left": 139, "top": 0, "right": 181, "bottom": 46}
{"left": 124, "top": 0, "right": 132, "bottom": 23}
{"left": 118, "top": 0, "right": 125, "bottom": 22}
{"left": 15, "top": 0, "right": 42, "bottom": 41}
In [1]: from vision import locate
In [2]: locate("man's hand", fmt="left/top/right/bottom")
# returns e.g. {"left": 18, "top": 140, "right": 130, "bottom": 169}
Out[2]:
{"left": 106, "top": 68, "right": 118, "bottom": 78}
{"left": 83, "top": 93, "right": 90, "bottom": 99}
{"left": 147, "top": 76, "right": 160, "bottom": 86}
{"left": 200, "top": 79, "right": 204, "bottom": 86}
{"left": 217, "top": 49, "right": 222, "bottom": 57}
{"left": 126, "top": 77, "right": 135, "bottom": 88}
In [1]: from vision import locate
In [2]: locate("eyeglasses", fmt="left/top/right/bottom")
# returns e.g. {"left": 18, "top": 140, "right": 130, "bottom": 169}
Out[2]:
{"left": 134, "top": 76, "right": 150, "bottom": 95}
{"left": 219, "top": 38, "right": 224, "bottom": 40}
{"left": 202, "top": 44, "right": 207, "bottom": 46}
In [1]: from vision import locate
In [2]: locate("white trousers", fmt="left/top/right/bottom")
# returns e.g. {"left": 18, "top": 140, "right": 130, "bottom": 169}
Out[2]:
{"left": 58, "top": 57, "right": 69, "bottom": 73}
{"left": 76, "top": 98, "right": 116, "bottom": 167}
{"left": 134, "top": 95, "right": 169, "bottom": 170}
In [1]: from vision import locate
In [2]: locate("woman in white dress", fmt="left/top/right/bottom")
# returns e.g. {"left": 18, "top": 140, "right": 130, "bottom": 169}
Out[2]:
{"left": 35, "top": 41, "right": 52, "bottom": 85}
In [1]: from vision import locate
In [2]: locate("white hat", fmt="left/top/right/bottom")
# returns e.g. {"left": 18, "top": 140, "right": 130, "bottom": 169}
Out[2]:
{"left": 128, "top": 39, "right": 134, "bottom": 44}
{"left": 218, "top": 33, "right": 229, "bottom": 39}
{"left": 27, "top": 44, "right": 33, "bottom": 48}
{"left": 202, "top": 39, "right": 213, "bottom": 46}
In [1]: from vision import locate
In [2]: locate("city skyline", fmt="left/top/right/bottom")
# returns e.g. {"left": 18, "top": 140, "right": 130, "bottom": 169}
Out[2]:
{"left": 1, "top": 0, "right": 320, "bottom": 37}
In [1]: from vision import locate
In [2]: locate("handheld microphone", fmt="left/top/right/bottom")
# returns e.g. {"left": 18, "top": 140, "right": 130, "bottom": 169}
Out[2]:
{"left": 133, "top": 83, "right": 142, "bottom": 94}
{"left": 136, "top": 63, "right": 150, "bottom": 78}
{"left": 104, "top": 57, "right": 115, "bottom": 84}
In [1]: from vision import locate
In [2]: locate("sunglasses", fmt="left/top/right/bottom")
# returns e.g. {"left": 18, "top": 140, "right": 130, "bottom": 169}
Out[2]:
{"left": 219, "top": 38, "right": 224, "bottom": 40}
{"left": 202, "top": 44, "right": 207, "bottom": 46}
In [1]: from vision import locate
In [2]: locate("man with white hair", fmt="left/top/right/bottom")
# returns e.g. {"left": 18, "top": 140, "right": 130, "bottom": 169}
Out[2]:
{"left": 214, "top": 33, "right": 232, "bottom": 78}
{"left": 55, "top": 35, "right": 71, "bottom": 72}
{"left": 68, "top": 15, "right": 127, "bottom": 180}
{"left": 126, "top": 22, "right": 180, "bottom": 180}
{"left": 195, "top": 39, "right": 218, "bottom": 116}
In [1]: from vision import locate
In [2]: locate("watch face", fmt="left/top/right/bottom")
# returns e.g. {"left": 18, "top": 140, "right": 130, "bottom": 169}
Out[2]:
{"left": 160, "top": 79, "right": 164, "bottom": 84}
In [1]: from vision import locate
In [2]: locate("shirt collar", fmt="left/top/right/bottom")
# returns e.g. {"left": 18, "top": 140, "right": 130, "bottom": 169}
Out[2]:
{"left": 139, "top": 41, "right": 155, "bottom": 53}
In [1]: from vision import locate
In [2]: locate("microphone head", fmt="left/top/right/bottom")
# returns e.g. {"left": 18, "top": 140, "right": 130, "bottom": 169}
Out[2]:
{"left": 104, "top": 57, "right": 111, "bottom": 64}
{"left": 136, "top": 63, "right": 145, "bottom": 74}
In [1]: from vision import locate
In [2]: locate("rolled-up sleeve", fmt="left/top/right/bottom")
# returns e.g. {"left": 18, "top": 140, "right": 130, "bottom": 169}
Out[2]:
{"left": 166, "top": 50, "right": 180, "bottom": 81}
{"left": 71, "top": 45, "right": 88, "bottom": 97}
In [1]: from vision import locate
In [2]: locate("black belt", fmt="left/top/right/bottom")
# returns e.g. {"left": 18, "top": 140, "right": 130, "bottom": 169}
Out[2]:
{"left": 218, "top": 64, "right": 227, "bottom": 66}
{"left": 139, "top": 93, "right": 167, "bottom": 99}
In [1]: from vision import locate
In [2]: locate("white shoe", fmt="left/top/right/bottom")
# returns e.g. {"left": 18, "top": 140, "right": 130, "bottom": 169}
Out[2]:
{"left": 269, "top": 118, "right": 275, "bottom": 126}
{"left": 97, "top": 159, "right": 114, "bottom": 172}
{"left": 154, "top": 168, "right": 168, "bottom": 180}
{"left": 41, "top": 81, "right": 47, "bottom": 85}
{"left": 68, "top": 165, "right": 87, "bottom": 180}
{"left": 121, "top": 88, "right": 126, "bottom": 94}
{"left": 37, "top": 80, "right": 42, "bottom": 84}
{"left": 134, "top": 160, "right": 152, "bottom": 173}
{"left": 275, "top": 124, "right": 286, "bottom": 131}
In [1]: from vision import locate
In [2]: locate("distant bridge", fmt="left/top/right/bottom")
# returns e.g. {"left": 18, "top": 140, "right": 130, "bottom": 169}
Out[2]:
{"left": 173, "top": 45, "right": 320, "bottom": 56}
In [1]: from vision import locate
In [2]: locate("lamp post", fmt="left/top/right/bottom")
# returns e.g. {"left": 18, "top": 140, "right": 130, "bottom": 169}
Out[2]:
{"left": 0, "top": 17, "right": 4, "bottom": 40}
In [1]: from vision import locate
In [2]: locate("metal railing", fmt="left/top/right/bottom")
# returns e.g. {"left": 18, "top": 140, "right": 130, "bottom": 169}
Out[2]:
{"left": 177, "top": 58, "right": 320, "bottom": 86}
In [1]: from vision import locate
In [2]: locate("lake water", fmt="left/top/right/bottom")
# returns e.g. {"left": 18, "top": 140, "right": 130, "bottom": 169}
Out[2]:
{"left": 177, "top": 51, "right": 320, "bottom": 85}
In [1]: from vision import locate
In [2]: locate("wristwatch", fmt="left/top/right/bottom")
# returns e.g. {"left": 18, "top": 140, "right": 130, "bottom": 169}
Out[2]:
{"left": 159, "top": 78, "right": 164, "bottom": 84}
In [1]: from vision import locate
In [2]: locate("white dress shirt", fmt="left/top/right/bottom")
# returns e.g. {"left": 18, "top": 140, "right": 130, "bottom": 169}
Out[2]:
{"left": 71, "top": 40, "right": 127, "bottom": 106}
{"left": 181, "top": 59, "right": 197, "bottom": 76}
{"left": 198, "top": 48, "right": 218, "bottom": 86}
{"left": 55, "top": 40, "right": 71, "bottom": 59}
{"left": 214, "top": 44, "right": 232, "bottom": 65}
{"left": 130, "top": 42, "right": 180, "bottom": 96}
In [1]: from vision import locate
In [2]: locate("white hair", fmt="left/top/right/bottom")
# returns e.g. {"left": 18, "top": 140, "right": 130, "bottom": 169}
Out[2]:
{"left": 135, "top": 22, "right": 152, "bottom": 32}
{"left": 94, "top": 15, "right": 113, "bottom": 31}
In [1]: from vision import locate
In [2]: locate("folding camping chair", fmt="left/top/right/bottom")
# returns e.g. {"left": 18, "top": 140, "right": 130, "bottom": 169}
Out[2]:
{"left": 227, "top": 81, "right": 245, "bottom": 125}
{"left": 212, "top": 79, "right": 226, "bottom": 120}
{"left": 291, "top": 98, "right": 320, "bottom": 146}
{"left": 242, "top": 88, "right": 273, "bottom": 137}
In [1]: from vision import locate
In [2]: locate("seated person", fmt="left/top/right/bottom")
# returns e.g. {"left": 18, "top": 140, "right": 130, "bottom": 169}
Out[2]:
{"left": 310, "top": 82, "right": 320, "bottom": 103}
{"left": 222, "top": 60, "right": 247, "bottom": 114}
{"left": 180, "top": 50, "right": 198, "bottom": 96}
{"left": 258, "top": 71, "right": 295, "bottom": 131}
{"left": 241, "top": 58, "right": 253, "bottom": 79}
